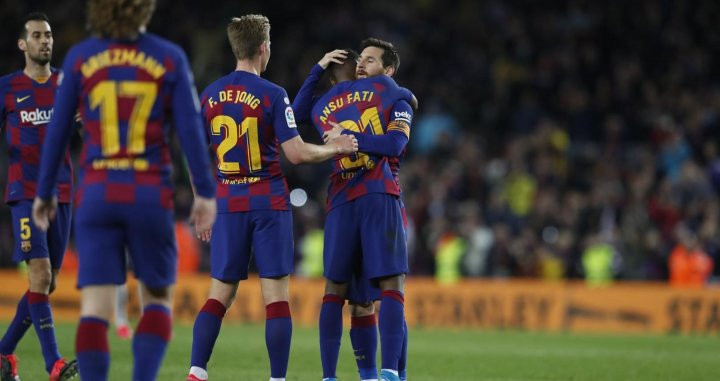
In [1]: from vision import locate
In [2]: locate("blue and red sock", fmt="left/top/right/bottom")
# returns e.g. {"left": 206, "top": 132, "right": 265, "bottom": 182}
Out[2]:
{"left": 319, "top": 294, "right": 344, "bottom": 379}
{"left": 379, "top": 290, "right": 404, "bottom": 372}
{"left": 76, "top": 317, "right": 110, "bottom": 380}
{"left": 350, "top": 314, "right": 378, "bottom": 380}
{"left": 0, "top": 291, "right": 31, "bottom": 355}
{"left": 265, "top": 301, "right": 292, "bottom": 379}
{"left": 399, "top": 318, "right": 408, "bottom": 379}
{"left": 132, "top": 304, "right": 171, "bottom": 381}
{"left": 27, "top": 292, "right": 60, "bottom": 372}
{"left": 190, "top": 299, "right": 227, "bottom": 369}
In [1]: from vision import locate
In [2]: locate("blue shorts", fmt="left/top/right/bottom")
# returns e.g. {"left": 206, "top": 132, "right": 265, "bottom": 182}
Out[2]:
{"left": 346, "top": 199, "right": 408, "bottom": 303}
{"left": 210, "top": 210, "right": 294, "bottom": 282}
{"left": 324, "top": 193, "right": 407, "bottom": 284}
{"left": 74, "top": 202, "right": 176, "bottom": 288}
{"left": 10, "top": 200, "right": 71, "bottom": 269}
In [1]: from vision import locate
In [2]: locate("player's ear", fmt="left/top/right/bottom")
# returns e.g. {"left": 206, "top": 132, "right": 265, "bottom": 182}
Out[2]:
{"left": 384, "top": 65, "right": 395, "bottom": 77}
{"left": 18, "top": 38, "right": 27, "bottom": 52}
{"left": 259, "top": 41, "right": 269, "bottom": 55}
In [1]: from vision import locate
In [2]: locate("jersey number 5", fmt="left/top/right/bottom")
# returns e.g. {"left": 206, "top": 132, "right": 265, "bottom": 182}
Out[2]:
{"left": 210, "top": 115, "right": 261, "bottom": 174}
{"left": 90, "top": 80, "right": 158, "bottom": 156}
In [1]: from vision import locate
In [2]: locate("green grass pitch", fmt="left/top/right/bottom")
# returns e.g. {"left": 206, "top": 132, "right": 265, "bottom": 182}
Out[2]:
{"left": 2, "top": 322, "right": 719, "bottom": 380}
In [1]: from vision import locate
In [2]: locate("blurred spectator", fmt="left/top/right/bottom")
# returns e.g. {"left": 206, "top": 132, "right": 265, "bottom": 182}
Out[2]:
{"left": 1, "top": 1, "right": 719, "bottom": 284}
{"left": 668, "top": 223, "right": 714, "bottom": 287}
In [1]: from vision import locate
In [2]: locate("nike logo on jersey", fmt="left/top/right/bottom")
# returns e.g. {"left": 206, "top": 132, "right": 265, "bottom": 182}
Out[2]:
{"left": 16, "top": 95, "right": 30, "bottom": 103}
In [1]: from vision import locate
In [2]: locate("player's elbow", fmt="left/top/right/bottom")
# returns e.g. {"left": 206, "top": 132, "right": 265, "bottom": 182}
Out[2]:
{"left": 284, "top": 147, "right": 305, "bottom": 165}
{"left": 285, "top": 152, "right": 303, "bottom": 165}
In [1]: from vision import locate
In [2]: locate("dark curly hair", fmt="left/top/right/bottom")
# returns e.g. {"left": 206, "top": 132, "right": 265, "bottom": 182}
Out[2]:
{"left": 87, "top": 0, "right": 156, "bottom": 39}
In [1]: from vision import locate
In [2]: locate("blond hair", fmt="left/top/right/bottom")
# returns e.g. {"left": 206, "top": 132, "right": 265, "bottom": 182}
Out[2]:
{"left": 227, "top": 14, "right": 270, "bottom": 61}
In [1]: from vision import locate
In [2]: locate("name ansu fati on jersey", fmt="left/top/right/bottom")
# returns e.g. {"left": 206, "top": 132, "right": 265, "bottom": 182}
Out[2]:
{"left": 206, "top": 89, "right": 261, "bottom": 109}
{"left": 319, "top": 91, "right": 375, "bottom": 124}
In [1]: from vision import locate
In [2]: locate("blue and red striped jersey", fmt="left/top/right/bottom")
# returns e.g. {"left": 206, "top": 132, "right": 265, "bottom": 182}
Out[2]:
{"left": 200, "top": 71, "right": 299, "bottom": 213}
{"left": 0, "top": 69, "right": 73, "bottom": 204}
{"left": 37, "top": 33, "right": 215, "bottom": 208}
{"left": 294, "top": 66, "right": 412, "bottom": 210}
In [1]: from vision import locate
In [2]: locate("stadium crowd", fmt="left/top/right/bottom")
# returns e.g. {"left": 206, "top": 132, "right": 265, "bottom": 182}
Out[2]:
{"left": 1, "top": 0, "right": 718, "bottom": 282}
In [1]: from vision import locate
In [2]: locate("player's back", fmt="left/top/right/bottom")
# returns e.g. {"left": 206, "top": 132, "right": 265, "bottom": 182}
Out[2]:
{"left": 65, "top": 33, "right": 193, "bottom": 208}
{"left": 201, "top": 71, "right": 298, "bottom": 212}
{"left": 310, "top": 75, "right": 408, "bottom": 210}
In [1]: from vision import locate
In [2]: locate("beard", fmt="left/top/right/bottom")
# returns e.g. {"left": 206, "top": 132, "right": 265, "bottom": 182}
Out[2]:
{"left": 30, "top": 52, "right": 51, "bottom": 66}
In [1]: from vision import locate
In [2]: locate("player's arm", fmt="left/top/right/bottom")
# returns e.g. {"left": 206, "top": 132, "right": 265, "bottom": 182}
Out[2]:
{"left": 281, "top": 135, "right": 357, "bottom": 164}
{"left": 34, "top": 51, "right": 81, "bottom": 230}
{"left": 292, "top": 49, "right": 348, "bottom": 123}
{"left": 0, "top": 83, "right": 6, "bottom": 132}
{"left": 277, "top": 88, "right": 356, "bottom": 164}
{"left": 171, "top": 50, "right": 215, "bottom": 199}
{"left": 291, "top": 65, "right": 323, "bottom": 124}
{"left": 328, "top": 100, "right": 413, "bottom": 157}
{"left": 400, "top": 87, "right": 418, "bottom": 110}
{"left": 170, "top": 49, "right": 217, "bottom": 234}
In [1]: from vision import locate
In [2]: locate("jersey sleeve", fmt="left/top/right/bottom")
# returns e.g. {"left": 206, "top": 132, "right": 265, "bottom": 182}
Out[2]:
{"left": 272, "top": 88, "right": 300, "bottom": 144}
{"left": 37, "top": 50, "right": 81, "bottom": 199}
{"left": 170, "top": 49, "right": 215, "bottom": 198}
{"left": 0, "top": 79, "right": 6, "bottom": 131}
{"left": 373, "top": 75, "right": 414, "bottom": 105}
{"left": 291, "top": 64, "right": 324, "bottom": 123}
{"left": 342, "top": 100, "right": 413, "bottom": 157}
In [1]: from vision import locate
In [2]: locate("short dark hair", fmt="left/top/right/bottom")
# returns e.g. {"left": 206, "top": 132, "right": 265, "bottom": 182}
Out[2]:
{"left": 328, "top": 48, "right": 359, "bottom": 82}
{"left": 360, "top": 38, "right": 400, "bottom": 72}
{"left": 20, "top": 12, "right": 50, "bottom": 39}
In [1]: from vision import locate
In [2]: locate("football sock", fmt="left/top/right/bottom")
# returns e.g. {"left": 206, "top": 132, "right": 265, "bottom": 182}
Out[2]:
{"left": 399, "top": 319, "right": 408, "bottom": 380}
{"left": 27, "top": 292, "right": 60, "bottom": 372}
{"left": 76, "top": 317, "right": 110, "bottom": 380}
{"left": 132, "top": 304, "right": 171, "bottom": 381}
{"left": 265, "top": 301, "right": 292, "bottom": 378}
{"left": 190, "top": 299, "right": 227, "bottom": 369}
{"left": 379, "top": 290, "right": 404, "bottom": 371}
{"left": 350, "top": 314, "right": 378, "bottom": 380}
{"left": 0, "top": 292, "right": 31, "bottom": 355}
{"left": 319, "top": 294, "right": 344, "bottom": 378}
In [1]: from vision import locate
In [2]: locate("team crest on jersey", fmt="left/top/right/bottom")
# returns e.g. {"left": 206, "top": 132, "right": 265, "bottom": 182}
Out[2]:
{"left": 20, "top": 241, "right": 31, "bottom": 253}
{"left": 285, "top": 107, "right": 297, "bottom": 128}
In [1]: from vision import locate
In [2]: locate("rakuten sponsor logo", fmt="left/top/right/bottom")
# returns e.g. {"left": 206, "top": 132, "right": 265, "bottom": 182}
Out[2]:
{"left": 20, "top": 108, "right": 53, "bottom": 125}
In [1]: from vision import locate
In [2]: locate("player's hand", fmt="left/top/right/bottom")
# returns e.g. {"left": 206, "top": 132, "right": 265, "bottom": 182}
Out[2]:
{"left": 323, "top": 121, "right": 345, "bottom": 143}
{"left": 190, "top": 196, "right": 216, "bottom": 240}
{"left": 74, "top": 111, "right": 82, "bottom": 124}
{"left": 318, "top": 49, "right": 348, "bottom": 69}
{"left": 198, "top": 229, "right": 212, "bottom": 243}
{"left": 32, "top": 197, "right": 57, "bottom": 231}
{"left": 328, "top": 134, "right": 358, "bottom": 155}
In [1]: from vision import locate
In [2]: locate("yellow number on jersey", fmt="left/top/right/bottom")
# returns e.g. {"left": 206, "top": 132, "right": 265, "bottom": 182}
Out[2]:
{"left": 210, "top": 115, "right": 261, "bottom": 174}
{"left": 338, "top": 107, "right": 383, "bottom": 170}
{"left": 19, "top": 218, "right": 31, "bottom": 240}
{"left": 89, "top": 80, "right": 158, "bottom": 156}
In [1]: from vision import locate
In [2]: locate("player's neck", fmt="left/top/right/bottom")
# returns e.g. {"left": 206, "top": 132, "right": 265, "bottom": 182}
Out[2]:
{"left": 23, "top": 61, "right": 51, "bottom": 82}
{"left": 236, "top": 59, "right": 261, "bottom": 76}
